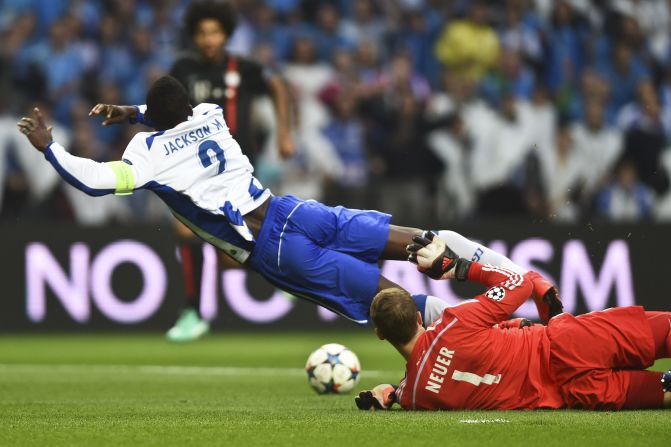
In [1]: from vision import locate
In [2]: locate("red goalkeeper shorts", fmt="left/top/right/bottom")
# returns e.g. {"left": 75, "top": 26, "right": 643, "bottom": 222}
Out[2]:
{"left": 547, "top": 306, "right": 656, "bottom": 410}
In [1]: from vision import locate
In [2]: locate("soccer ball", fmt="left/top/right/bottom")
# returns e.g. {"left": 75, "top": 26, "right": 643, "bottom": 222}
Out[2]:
{"left": 305, "top": 343, "right": 361, "bottom": 394}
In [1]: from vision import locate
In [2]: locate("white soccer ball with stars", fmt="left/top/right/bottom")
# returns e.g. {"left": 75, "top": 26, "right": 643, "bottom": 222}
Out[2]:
{"left": 305, "top": 343, "right": 361, "bottom": 394}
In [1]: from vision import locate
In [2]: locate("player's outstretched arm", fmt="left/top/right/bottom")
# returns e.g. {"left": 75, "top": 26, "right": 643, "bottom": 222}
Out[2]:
{"left": 408, "top": 230, "right": 535, "bottom": 326}
{"left": 355, "top": 384, "right": 397, "bottom": 411}
{"left": 17, "top": 107, "right": 139, "bottom": 197}
{"left": 89, "top": 103, "right": 152, "bottom": 127}
{"left": 17, "top": 107, "right": 54, "bottom": 151}
{"left": 89, "top": 103, "right": 136, "bottom": 126}
{"left": 446, "top": 261, "right": 535, "bottom": 328}
{"left": 409, "top": 230, "right": 563, "bottom": 323}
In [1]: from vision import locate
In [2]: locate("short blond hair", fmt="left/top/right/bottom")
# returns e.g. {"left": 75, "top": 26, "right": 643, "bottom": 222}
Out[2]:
{"left": 370, "top": 288, "right": 418, "bottom": 345}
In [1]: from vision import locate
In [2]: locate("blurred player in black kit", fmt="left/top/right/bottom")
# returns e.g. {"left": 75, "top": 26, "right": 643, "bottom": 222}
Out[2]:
{"left": 167, "top": 0, "right": 294, "bottom": 341}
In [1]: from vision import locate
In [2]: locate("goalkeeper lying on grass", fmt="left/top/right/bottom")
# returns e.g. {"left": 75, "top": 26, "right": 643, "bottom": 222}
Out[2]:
{"left": 356, "top": 232, "right": 671, "bottom": 411}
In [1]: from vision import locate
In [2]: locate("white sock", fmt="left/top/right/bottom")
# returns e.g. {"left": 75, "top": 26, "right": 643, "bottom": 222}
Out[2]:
{"left": 423, "top": 295, "right": 449, "bottom": 326}
{"left": 436, "top": 230, "right": 527, "bottom": 275}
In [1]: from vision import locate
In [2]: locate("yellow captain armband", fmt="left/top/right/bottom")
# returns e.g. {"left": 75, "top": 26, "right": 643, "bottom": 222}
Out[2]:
{"left": 106, "top": 161, "right": 135, "bottom": 195}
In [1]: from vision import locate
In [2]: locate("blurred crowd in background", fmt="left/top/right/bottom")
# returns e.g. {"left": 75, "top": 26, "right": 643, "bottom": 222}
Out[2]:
{"left": 1, "top": 0, "right": 671, "bottom": 227}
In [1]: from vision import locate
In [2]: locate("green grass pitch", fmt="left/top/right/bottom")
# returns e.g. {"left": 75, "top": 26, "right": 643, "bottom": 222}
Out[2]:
{"left": 0, "top": 333, "right": 669, "bottom": 447}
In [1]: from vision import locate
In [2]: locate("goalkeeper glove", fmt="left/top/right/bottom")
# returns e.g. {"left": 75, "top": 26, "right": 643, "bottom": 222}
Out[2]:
{"left": 406, "top": 231, "right": 471, "bottom": 280}
{"left": 355, "top": 384, "right": 397, "bottom": 411}
{"left": 525, "top": 271, "right": 563, "bottom": 323}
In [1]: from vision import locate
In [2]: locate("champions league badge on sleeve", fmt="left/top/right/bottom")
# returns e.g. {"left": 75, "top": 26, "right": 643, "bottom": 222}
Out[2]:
{"left": 486, "top": 286, "right": 506, "bottom": 302}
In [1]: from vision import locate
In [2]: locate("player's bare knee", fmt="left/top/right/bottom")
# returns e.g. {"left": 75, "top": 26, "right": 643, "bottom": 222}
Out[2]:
{"left": 378, "top": 275, "right": 403, "bottom": 293}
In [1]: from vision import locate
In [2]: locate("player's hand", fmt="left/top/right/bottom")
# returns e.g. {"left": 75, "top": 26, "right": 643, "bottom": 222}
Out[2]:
{"left": 406, "top": 231, "right": 470, "bottom": 281}
{"left": 277, "top": 132, "right": 295, "bottom": 160}
{"left": 89, "top": 104, "right": 136, "bottom": 126}
{"left": 525, "top": 271, "right": 563, "bottom": 323}
{"left": 16, "top": 107, "right": 53, "bottom": 151}
{"left": 496, "top": 318, "right": 535, "bottom": 329}
{"left": 355, "top": 384, "right": 397, "bottom": 411}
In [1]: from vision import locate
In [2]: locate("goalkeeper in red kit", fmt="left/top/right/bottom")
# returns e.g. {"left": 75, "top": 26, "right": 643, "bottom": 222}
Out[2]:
{"left": 355, "top": 232, "right": 671, "bottom": 411}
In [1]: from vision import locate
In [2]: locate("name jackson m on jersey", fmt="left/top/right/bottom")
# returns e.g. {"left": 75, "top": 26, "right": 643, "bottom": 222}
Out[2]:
{"left": 43, "top": 103, "right": 271, "bottom": 263}
{"left": 160, "top": 118, "right": 225, "bottom": 156}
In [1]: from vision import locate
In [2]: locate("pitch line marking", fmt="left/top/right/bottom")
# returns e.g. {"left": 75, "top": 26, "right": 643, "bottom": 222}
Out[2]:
{"left": 459, "top": 418, "right": 510, "bottom": 424}
{"left": 0, "top": 363, "right": 395, "bottom": 378}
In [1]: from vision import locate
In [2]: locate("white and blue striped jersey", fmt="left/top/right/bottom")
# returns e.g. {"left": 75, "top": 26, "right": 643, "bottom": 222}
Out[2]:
{"left": 43, "top": 103, "right": 271, "bottom": 263}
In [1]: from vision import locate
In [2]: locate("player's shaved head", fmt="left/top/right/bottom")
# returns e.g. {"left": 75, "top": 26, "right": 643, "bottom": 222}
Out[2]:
{"left": 370, "top": 288, "right": 419, "bottom": 345}
{"left": 145, "top": 76, "right": 192, "bottom": 130}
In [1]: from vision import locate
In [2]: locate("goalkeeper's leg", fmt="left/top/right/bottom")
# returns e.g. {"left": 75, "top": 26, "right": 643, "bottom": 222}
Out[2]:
{"left": 613, "top": 312, "right": 671, "bottom": 409}
{"left": 623, "top": 316, "right": 671, "bottom": 407}
{"left": 621, "top": 370, "right": 670, "bottom": 409}
{"left": 646, "top": 312, "right": 671, "bottom": 358}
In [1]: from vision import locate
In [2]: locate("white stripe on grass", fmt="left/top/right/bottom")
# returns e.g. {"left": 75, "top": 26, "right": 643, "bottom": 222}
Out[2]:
{"left": 0, "top": 363, "right": 394, "bottom": 378}
{"left": 459, "top": 419, "right": 510, "bottom": 424}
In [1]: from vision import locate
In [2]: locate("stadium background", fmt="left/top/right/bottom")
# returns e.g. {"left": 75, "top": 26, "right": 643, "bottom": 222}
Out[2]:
{"left": 1, "top": 2, "right": 671, "bottom": 446}
{"left": 0, "top": 0, "right": 670, "bottom": 331}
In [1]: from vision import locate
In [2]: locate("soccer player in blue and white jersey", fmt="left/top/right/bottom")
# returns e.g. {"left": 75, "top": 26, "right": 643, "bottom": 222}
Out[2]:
{"left": 16, "top": 75, "right": 562, "bottom": 325}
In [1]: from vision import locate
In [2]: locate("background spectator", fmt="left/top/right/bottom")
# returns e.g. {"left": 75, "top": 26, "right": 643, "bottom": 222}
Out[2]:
{"left": 320, "top": 90, "right": 368, "bottom": 209}
{"left": 470, "top": 94, "right": 535, "bottom": 217}
{"left": 571, "top": 98, "right": 623, "bottom": 201}
{"left": 619, "top": 81, "right": 670, "bottom": 195}
{"left": 1, "top": 0, "right": 671, "bottom": 226}
{"left": 434, "top": 0, "right": 499, "bottom": 83}
{"left": 539, "top": 123, "right": 583, "bottom": 221}
{"left": 596, "top": 158, "right": 655, "bottom": 221}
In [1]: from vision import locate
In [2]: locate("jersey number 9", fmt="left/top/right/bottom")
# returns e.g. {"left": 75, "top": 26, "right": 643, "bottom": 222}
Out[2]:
{"left": 198, "top": 140, "right": 226, "bottom": 174}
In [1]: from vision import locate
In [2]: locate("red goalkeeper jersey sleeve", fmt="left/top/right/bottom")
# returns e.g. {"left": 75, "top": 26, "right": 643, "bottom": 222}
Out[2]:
{"left": 395, "top": 263, "right": 565, "bottom": 410}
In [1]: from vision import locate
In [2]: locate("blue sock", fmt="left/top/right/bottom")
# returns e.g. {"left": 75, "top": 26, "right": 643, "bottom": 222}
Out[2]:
{"left": 412, "top": 294, "right": 428, "bottom": 318}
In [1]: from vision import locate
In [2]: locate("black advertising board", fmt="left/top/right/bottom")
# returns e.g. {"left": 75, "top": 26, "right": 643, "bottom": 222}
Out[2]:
{"left": 0, "top": 223, "right": 667, "bottom": 331}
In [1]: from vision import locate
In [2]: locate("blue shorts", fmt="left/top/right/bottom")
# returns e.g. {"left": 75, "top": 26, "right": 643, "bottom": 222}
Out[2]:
{"left": 248, "top": 195, "right": 391, "bottom": 323}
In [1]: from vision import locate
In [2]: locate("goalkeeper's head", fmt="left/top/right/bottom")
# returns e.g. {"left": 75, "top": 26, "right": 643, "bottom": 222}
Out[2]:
{"left": 370, "top": 288, "right": 424, "bottom": 359}
{"left": 145, "top": 76, "right": 193, "bottom": 131}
